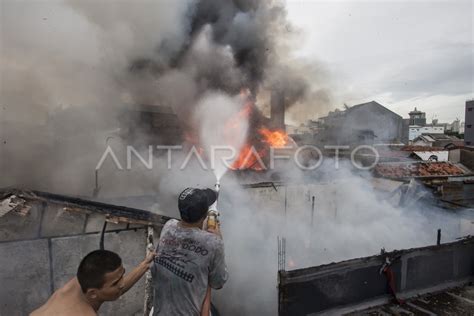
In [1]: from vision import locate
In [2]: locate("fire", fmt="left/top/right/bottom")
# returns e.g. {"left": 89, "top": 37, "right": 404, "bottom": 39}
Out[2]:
{"left": 183, "top": 90, "right": 294, "bottom": 172}
{"left": 224, "top": 102, "right": 252, "bottom": 132}
{"left": 259, "top": 128, "right": 289, "bottom": 148}
{"left": 231, "top": 127, "right": 292, "bottom": 170}
{"left": 231, "top": 144, "right": 266, "bottom": 171}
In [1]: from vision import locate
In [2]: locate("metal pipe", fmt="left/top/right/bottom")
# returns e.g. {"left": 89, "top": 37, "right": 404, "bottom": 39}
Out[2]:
{"left": 99, "top": 221, "right": 107, "bottom": 250}
{"left": 437, "top": 229, "right": 441, "bottom": 245}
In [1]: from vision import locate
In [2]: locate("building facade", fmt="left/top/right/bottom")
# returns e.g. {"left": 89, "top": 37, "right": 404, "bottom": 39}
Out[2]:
{"left": 465, "top": 100, "right": 474, "bottom": 146}
{"left": 408, "top": 107, "right": 427, "bottom": 126}
{"left": 409, "top": 125, "right": 445, "bottom": 141}
{"left": 316, "top": 101, "right": 404, "bottom": 145}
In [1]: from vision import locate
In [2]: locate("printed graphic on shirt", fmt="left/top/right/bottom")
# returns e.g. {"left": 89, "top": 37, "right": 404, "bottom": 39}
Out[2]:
{"left": 155, "top": 257, "right": 195, "bottom": 283}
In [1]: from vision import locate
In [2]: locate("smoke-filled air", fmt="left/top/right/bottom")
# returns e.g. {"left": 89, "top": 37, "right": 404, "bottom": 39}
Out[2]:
{"left": 1, "top": 1, "right": 472, "bottom": 316}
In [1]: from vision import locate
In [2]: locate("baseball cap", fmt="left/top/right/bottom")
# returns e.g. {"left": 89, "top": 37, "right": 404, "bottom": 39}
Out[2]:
{"left": 178, "top": 187, "right": 217, "bottom": 223}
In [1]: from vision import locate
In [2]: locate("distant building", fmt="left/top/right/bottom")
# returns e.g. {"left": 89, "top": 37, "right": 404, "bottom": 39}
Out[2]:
{"left": 465, "top": 100, "right": 474, "bottom": 146}
{"left": 409, "top": 125, "right": 445, "bottom": 141}
{"left": 401, "top": 118, "right": 410, "bottom": 144}
{"left": 449, "top": 119, "right": 461, "bottom": 133}
{"left": 285, "top": 125, "right": 299, "bottom": 134}
{"left": 408, "top": 107, "right": 427, "bottom": 126}
{"left": 316, "top": 101, "right": 404, "bottom": 145}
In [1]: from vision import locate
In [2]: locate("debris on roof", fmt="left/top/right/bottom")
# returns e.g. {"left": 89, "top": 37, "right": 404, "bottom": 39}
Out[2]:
{"left": 0, "top": 195, "right": 31, "bottom": 217}
{"left": 0, "top": 188, "right": 170, "bottom": 225}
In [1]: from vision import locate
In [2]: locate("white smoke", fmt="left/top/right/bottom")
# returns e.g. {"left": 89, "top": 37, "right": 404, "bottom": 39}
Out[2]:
{"left": 210, "top": 159, "right": 464, "bottom": 315}
{"left": 195, "top": 92, "right": 248, "bottom": 180}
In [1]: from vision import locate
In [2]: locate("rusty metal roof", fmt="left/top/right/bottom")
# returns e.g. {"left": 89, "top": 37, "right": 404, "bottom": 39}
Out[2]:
{"left": 374, "top": 162, "right": 470, "bottom": 179}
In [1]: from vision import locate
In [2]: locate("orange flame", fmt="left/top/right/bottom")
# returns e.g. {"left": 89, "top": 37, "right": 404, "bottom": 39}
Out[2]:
{"left": 231, "top": 128, "right": 292, "bottom": 170}
{"left": 231, "top": 144, "right": 266, "bottom": 171}
{"left": 259, "top": 128, "right": 290, "bottom": 148}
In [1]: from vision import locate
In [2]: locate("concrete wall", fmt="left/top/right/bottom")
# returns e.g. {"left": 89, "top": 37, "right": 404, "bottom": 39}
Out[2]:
{"left": 449, "top": 149, "right": 461, "bottom": 163}
{"left": 0, "top": 200, "right": 155, "bottom": 316}
{"left": 278, "top": 237, "right": 474, "bottom": 316}
{"left": 460, "top": 149, "right": 474, "bottom": 171}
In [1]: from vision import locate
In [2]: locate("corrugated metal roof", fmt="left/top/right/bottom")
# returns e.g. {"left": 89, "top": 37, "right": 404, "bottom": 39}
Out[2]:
{"left": 400, "top": 145, "right": 444, "bottom": 151}
{"left": 421, "top": 135, "right": 436, "bottom": 142}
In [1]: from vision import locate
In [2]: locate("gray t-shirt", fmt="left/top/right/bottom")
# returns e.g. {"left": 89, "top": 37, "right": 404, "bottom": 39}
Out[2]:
{"left": 151, "top": 219, "right": 228, "bottom": 316}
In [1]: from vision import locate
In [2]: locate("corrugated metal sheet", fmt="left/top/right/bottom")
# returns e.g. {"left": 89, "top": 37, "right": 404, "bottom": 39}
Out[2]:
{"left": 413, "top": 151, "right": 449, "bottom": 161}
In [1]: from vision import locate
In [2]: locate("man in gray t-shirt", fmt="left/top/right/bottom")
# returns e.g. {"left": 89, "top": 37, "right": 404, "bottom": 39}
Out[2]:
{"left": 151, "top": 187, "right": 228, "bottom": 316}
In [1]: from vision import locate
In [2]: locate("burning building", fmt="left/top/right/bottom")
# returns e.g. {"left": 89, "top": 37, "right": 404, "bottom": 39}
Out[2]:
{"left": 2, "top": 1, "right": 474, "bottom": 316}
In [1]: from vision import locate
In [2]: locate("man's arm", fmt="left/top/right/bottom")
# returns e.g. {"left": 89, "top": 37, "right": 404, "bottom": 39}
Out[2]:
{"left": 120, "top": 251, "right": 156, "bottom": 295}
{"left": 200, "top": 286, "right": 211, "bottom": 316}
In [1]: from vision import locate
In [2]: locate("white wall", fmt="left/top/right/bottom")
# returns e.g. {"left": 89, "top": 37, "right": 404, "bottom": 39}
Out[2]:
{"left": 409, "top": 125, "right": 445, "bottom": 141}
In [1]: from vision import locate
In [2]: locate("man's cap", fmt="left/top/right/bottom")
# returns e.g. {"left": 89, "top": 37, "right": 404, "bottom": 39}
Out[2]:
{"left": 178, "top": 187, "right": 217, "bottom": 223}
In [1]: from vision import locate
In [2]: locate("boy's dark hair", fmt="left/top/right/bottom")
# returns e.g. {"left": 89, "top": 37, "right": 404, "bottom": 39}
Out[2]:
{"left": 77, "top": 250, "right": 122, "bottom": 293}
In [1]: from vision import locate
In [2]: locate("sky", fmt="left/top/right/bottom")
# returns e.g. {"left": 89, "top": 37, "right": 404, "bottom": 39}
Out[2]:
{"left": 286, "top": 0, "right": 473, "bottom": 122}
{"left": 1, "top": 0, "right": 472, "bottom": 125}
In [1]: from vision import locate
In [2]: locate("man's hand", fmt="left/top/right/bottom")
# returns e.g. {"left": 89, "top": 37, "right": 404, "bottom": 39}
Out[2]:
{"left": 143, "top": 251, "right": 156, "bottom": 265}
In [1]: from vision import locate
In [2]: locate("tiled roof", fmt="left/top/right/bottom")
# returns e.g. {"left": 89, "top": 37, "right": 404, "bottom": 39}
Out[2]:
{"left": 374, "top": 162, "right": 466, "bottom": 178}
